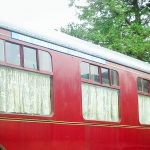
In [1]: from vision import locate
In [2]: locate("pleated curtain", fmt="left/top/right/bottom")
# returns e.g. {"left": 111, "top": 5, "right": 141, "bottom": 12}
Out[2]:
{"left": 138, "top": 94, "right": 150, "bottom": 124}
{"left": 0, "top": 66, "right": 51, "bottom": 116}
{"left": 82, "top": 82, "right": 119, "bottom": 122}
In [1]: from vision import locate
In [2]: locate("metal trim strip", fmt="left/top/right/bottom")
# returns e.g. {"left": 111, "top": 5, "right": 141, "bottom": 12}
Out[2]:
{"left": 0, "top": 117, "right": 149, "bottom": 130}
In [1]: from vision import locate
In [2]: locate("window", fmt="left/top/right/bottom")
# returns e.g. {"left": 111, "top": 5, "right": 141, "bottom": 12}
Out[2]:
{"left": 0, "top": 66, "right": 51, "bottom": 116}
{"left": 101, "top": 68, "right": 110, "bottom": 85}
{"left": 39, "top": 50, "right": 52, "bottom": 72}
{"left": 138, "top": 95, "right": 150, "bottom": 124}
{"left": 137, "top": 78, "right": 143, "bottom": 92}
{"left": 0, "top": 40, "right": 53, "bottom": 72}
{"left": 82, "top": 82, "right": 119, "bottom": 122}
{"left": 111, "top": 70, "right": 119, "bottom": 86}
{"left": 0, "top": 39, "right": 53, "bottom": 116}
{"left": 137, "top": 77, "right": 150, "bottom": 124}
{"left": 80, "top": 62, "right": 119, "bottom": 86}
{"left": 143, "top": 79, "right": 149, "bottom": 93}
{"left": 24, "top": 47, "right": 37, "bottom": 69}
{"left": 81, "top": 62, "right": 100, "bottom": 83}
{"left": 90, "top": 65, "right": 100, "bottom": 82}
{"left": 138, "top": 77, "right": 149, "bottom": 94}
{"left": 80, "top": 62, "right": 120, "bottom": 122}
{"left": 80, "top": 62, "right": 90, "bottom": 79}
{"left": 0, "top": 39, "right": 4, "bottom": 61}
{"left": 6, "top": 42, "right": 21, "bottom": 66}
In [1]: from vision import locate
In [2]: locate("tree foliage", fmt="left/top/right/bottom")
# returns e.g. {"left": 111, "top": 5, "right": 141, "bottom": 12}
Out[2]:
{"left": 61, "top": 0, "right": 150, "bottom": 62}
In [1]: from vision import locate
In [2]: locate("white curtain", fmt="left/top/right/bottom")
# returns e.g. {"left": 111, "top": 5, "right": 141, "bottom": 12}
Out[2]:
{"left": 0, "top": 66, "right": 51, "bottom": 116}
{"left": 138, "top": 94, "right": 150, "bottom": 124}
{"left": 82, "top": 82, "right": 119, "bottom": 122}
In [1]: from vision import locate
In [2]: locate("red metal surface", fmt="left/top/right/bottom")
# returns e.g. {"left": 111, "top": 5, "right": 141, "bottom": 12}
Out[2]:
{"left": 0, "top": 29, "right": 150, "bottom": 150}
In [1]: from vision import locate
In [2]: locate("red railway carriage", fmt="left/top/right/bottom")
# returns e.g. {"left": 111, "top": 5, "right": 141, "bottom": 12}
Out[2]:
{"left": 0, "top": 23, "right": 150, "bottom": 150}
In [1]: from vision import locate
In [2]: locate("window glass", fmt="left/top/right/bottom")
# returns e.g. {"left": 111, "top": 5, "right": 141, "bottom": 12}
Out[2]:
{"left": 6, "top": 42, "right": 20, "bottom": 66}
{"left": 0, "top": 39, "right": 4, "bottom": 61}
{"left": 82, "top": 82, "right": 119, "bottom": 122}
{"left": 101, "top": 68, "right": 110, "bottom": 85}
{"left": 24, "top": 47, "right": 37, "bottom": 69}
{"left": 137, "top": 78, "right": 143, "bottom": 92}
{"left": 111, "top": 70, "right": 119, "bottom": 86}
{"left": 80, "top": 62, "right": 90, "bottom": 79}
{"left": 138, "top": 94, "right": 150, "bottom": 124}
{"left": 90, "top": 65, "right": 100, "bottom": 82}
{"left": 143, "top": 79, "right": 149, "bottom": 94}
{"left": 0, "top": 65, "right": 52, "bottom": 116}
{"left": 39, "top": 50, "right": 52, "bottom": 72}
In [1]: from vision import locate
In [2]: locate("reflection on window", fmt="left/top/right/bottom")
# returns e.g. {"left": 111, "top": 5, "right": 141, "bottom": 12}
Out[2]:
{"left": 137, "top": 78, "right": 143, "bottom": 92}
{"left": 39, "top": 50, "right": 52, "bottom": 72}
{"left": 111, "top": 70, "right": 119, "bottom": 86}
{"left": 0, "top": 40, "right": 4, "bottom": 61}
{"left": 80, "top": 62, "right": 120, "bottom": 122}
{"left": 6, "top": 42, "right": 20, "bottom": 66}
{"left": 90, "top": 65, "right": 100, "bottom": 82}
{"left": 102, "top": 68, "right": 110, "bottom": 85}
{"left": 24, "top": 47, "right": 37, "bottom": 69}
{"left": 143, "top": 79, "right": 149, "bottom": 94}
{"left": 80, "top": 62, "right": 90, "bottom": 79}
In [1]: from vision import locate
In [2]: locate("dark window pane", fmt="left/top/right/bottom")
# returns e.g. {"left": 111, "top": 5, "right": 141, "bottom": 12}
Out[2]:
{"left": 90, "top": 65, "right": 100, "bottom": 82}
{"left": 111, "top": 70, "right": 119, "bottom": 86}
{"left": 0, "top": 39, "right": 4, "bottom": 61}
{"left": 24, "top": 47, "right": 37, "bottom": 69}
{"left": 39, "top": 50, "right": 52, "bottom": 72}
{"left": 6, "top": 42, "right": 20, "bottom": 66}
{"left": 101, "top": 68, "right": 110, "bottom": 85}
{"left": 143, "top": 79, "right": 149, "bottom": 94}
{"left": 80, "top": 62, "right": 90, "bottom": 79}
{"left": 137, "top": 78, "right": 143, "bottom": 92}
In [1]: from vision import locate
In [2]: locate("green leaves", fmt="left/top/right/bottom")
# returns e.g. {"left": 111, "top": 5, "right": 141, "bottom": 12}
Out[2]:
{"left": 61, "top": 0, "right": 150, "bottom": 62}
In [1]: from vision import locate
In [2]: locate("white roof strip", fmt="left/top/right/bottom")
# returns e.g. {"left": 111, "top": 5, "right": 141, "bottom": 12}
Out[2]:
{"left": 0, "top": 22, "right": 150, "bottom": 74}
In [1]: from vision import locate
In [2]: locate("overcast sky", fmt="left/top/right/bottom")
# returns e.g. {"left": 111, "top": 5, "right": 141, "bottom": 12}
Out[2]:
{"left": 0, "top": 0, "right": 79, "bottom": 32}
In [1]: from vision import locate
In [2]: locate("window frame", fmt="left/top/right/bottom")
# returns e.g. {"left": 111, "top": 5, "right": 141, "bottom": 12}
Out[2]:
{"left": 0, "top": 39, "right": 53, "bottom": 76}
{"left": 0, "top": 38, "right": 53, "bottom": 118}
{"left": 38, "top": 49, "right": 53, "bottom": 73}
{"left": 23, "top": 46, "right": 38, "bottom": 70}
{"left": 137, "top": 77, "right": 150, "bottom": 125}
{"left": 5, "top": 41, "right": 21, "bottom": 66}
{"left": 80, "top": 61, "right": 121, "bottom": 123}
{"left": 80, "top": 61, "right": 120, "bottom": 90}
{"left": 137, "top": 77, "right": 150, "bottom": 96}
{"left": 101, "top": 67, "right": 111, "bottom": 85}
{"left": 89, "top": 64, "right": 101, "bottom": 83}
{"left": 110, "top": 69, "right": 120, "bottom": 87}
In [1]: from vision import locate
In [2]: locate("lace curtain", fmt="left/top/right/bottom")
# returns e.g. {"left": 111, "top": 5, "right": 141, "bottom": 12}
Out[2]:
{"left": 138, "top": 94, "right": 150, "bottom": 124}
{"left": 0, "top": 66, "right": 51, "bottom": 116}
{"left": 82, "top": 82, "right": 119, "bottom": 122}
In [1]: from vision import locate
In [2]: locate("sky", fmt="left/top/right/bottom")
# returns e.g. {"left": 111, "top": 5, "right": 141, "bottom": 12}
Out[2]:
{"left": 0, "top": 0, "right": 79, "bottom": 32}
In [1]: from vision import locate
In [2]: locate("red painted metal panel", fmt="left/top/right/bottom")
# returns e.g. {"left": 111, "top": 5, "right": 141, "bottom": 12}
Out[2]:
{"left": 1, "top": 120, "right": 150, "bottom": 150}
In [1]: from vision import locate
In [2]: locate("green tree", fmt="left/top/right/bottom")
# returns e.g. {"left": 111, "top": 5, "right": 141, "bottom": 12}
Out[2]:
{"left": 61, "top": 0, "right": 150, "bottom": 62}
